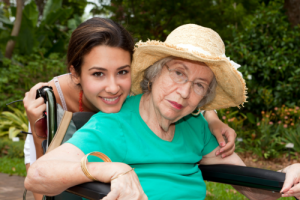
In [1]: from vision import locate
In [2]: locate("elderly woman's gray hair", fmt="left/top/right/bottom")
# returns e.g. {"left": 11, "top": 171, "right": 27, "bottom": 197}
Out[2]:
{"left": 140, "top": 57, "right": 217, "bottom": 108}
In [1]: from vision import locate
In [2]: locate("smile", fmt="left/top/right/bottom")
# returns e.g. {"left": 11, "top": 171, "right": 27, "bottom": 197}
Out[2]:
{"left": 100, "top": 95, "right": 121, "bottom": 105}
{"left": 167, "top": 100, "right": 183, "bottom": 110}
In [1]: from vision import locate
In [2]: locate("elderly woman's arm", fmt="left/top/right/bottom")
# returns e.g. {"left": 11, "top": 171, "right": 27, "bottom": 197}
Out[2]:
{"left": 200, "top": 147, "right": 282, "bottom": 200}
{"left": 203, "top": 110, "right": 236, "bottom": 158}
{"left": 25, "top": 143, "right": 147, "bottom": 199}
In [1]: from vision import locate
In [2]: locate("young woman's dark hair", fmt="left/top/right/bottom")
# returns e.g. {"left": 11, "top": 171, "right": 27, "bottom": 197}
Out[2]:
{"left": 67, "top": 17, "right": 134, "bottom": 76}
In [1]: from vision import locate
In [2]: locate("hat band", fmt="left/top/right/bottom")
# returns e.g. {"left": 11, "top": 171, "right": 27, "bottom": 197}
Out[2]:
{"left": 176, "top": 44, "right": 241, "bottom": 70}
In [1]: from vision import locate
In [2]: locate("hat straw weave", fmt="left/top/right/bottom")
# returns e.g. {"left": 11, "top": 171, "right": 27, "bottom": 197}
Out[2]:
{"left": 131, "top": 24, "right": 247, "bottom": 110}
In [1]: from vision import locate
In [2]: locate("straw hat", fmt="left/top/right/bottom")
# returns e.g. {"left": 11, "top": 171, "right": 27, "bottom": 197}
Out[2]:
{"left": 131, "top": 24, "right": 247, "bottom": 110}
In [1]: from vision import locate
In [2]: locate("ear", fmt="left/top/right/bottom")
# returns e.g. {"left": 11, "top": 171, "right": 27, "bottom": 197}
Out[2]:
{"left": 70, "top": 65, "right": 81, "bottom": 85}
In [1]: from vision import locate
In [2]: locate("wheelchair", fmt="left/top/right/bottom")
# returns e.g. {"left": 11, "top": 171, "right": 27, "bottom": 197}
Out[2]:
{"left": 36, "top": 86, "right": 294, "bottom": 200}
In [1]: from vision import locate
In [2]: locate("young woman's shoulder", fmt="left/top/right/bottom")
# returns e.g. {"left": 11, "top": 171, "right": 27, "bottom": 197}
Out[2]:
{"left": 48, "top": 74, "right": 80, "bottom": 112}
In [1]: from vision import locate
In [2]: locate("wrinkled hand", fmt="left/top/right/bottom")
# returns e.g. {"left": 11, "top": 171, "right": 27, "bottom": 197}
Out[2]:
{"left": 281, "top": 163, "right": 300, "bottom": 198}
{"left": 101, "top": 163, "right": 148, "bottom": 200}
{"left": 23, "top": 82, "right": 49, "bottom": 125}
{"left": 209, "top": 120, "right": 236, "bottom": 158}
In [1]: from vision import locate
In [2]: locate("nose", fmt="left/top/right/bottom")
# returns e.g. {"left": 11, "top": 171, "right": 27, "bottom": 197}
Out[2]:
{"left": 177, "top": 81, "right": 192, "bottom": 98}
{"left": 105, "top": 77, "right": 120, "bottom": 95}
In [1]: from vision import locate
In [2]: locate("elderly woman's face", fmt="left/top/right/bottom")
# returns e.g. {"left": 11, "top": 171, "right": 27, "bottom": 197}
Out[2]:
{"left": 151, "top": 59, "right": 214, "bottom": 122}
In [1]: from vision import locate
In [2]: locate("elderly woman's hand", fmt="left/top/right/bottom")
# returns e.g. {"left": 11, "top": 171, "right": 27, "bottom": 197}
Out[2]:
{"left": 101, "top": 163, "right": 148, "bottom": 200}
{"left": 203, "top": 110, "right": 236, "bottom": 158}
{"left": 280, "top": 163, "right": 300, "bottom": 198}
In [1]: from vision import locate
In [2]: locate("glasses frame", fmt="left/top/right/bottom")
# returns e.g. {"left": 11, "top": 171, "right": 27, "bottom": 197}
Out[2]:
{"left": 165, "top": 63, "right": 211, "bottom": 97}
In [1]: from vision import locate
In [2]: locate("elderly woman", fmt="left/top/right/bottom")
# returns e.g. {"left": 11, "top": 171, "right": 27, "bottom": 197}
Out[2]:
{"left": 25, "top": 24, "right": 300, "bottom": 200}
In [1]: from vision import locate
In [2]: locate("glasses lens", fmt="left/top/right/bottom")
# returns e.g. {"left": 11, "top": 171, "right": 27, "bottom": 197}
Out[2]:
{"left": 34, "top": 116, "right": 47, "bottom": 138}
{"left": 169, "top": 69, "right": 187, "bottom": 83}
{"left": 194, "top": 82, "right": 210, "bottom": 96}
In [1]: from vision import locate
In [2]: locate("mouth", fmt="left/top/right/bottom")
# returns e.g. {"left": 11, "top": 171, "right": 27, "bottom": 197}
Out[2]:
{"left": 100, "top": 95, "right": 121, "bottom": 105}
{"left": 167, "top": 100, "right": 183, "bottom": 110}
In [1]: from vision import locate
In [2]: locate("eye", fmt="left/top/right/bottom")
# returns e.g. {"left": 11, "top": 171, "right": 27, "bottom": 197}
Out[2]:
{"left": 93, "top": 72, "right": 104, "bottom": 77}
{"left": 118, "top": 70, "right": 129, "bottom": 75}
{"left": 174, "top": 70, "right": 184, "bottom": 77}
{"left": 195, "top": 82, "right": 205, "bottom": 89}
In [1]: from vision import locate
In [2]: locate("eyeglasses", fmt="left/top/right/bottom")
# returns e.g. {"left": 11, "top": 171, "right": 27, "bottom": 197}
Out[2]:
{"left": 165, "top": 64, "right": 211, "bottom": 96}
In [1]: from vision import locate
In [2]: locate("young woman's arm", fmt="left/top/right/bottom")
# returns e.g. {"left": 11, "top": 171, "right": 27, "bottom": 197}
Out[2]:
{"left": 25, "top": 143, "right": 147, "bottom": 199}
{"left": 23, "top": 82, "right": 49, "bottom": 159}
{"left": 203, "top": 110, "right": 236, "bottom": 158}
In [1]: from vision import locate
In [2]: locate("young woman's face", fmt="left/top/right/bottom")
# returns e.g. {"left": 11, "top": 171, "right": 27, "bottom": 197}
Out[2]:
{"left": 73, "top": 45, "right": 131, "bottom": 113}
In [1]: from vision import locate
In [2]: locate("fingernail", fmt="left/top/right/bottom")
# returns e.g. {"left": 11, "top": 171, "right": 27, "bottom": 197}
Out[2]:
{"left": 220, "top": 149, "right": 223, "bottom": 153}
{"left": 216, "top": 151, "right": 219, "bottom": 155}
{"left": 222, "top": 154, "right": 226, "bottom": 158}
{"left": 220, "top": 142, "right": 225, "bottom": 147}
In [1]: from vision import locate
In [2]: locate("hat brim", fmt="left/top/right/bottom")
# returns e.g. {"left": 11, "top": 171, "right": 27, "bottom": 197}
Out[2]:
{"left": 131, "top": 42, "right": 247, "bottom": 110}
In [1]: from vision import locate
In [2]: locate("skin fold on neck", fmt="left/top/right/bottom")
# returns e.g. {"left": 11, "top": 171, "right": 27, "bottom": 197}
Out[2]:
{"left": 139, "top": 93, "right": 176, "bottom": 142}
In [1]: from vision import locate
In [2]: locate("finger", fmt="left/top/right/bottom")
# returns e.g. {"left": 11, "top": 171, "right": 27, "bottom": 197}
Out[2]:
{"left": 282, "top": 190, "right": 300, "bottom": 198}
{"left": 28, "top": 82, "right": 49, "bottom": 100}
{"left": 219, "top": 130, "right": 236, "bottom": 153}
{"left": 34, "top": 103, "right": 47, "bottom": 116}
{"left": 281, "top": 172, "right": 296, "bottom": 193}
{"left": 221, "top": 144, "right": 235, "bottom": 158}
{"left": 102, "top": 187, "right": 120, "bottom": 200}
{"left": 26, "top": 98, "right": 46, "bottom": 113}
{"left": 26, "top": 100, "right": 46, "bottom": 122}
{"left": 213, "top": 131, "right": 226, "bottom": 156}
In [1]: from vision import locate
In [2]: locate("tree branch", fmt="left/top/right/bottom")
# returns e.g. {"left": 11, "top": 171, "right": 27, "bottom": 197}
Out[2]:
{"left": 5, "top": 0, "right": 24, "bottom": 59}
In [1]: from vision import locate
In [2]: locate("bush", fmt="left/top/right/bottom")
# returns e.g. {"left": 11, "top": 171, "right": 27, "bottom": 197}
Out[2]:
{"left": 0, "top": 48, "right": 67, "bottom": 110}
{"left": 0, "top": 138, "right": 24, "bottom": 158}
{"left": 0, "top": 106, "right": 28, "bottom": 139}
{"left": 226, "top": 0, "right": 300, "bottom": 113}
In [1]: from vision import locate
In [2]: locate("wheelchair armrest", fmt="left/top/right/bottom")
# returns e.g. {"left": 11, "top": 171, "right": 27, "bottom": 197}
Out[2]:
{"left": 199, "top": 164, "right": 285, "bottom": 192}
{"left": 65, "top": 165, "right": 286, "bottom": 200}
{"left": 66, "top": 182, "right": 110, "bottom": 200}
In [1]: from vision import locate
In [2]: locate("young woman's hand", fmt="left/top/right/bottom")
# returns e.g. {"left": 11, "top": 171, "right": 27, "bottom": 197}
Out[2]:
{"left": 23, "top": 82, "right": 49, "bottom": 125}
{"left": 98, "top": 163, "right": 148, "bottom": 200}
{"left": 23, "top": 82, "right": 49, "bottom": 158}
{"left": 281, "top": 163, "right": 300, "bottom": 198}
{"left": 203, "top": 110, "right": 236, "bottom": 158}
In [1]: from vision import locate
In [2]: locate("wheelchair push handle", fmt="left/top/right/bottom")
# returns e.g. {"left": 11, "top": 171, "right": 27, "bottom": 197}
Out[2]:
{"left": 36, "top": 86, "right": 57, "bottom": 200}
{"left": 35, "top": 86, "right": 58, "bottom": 148}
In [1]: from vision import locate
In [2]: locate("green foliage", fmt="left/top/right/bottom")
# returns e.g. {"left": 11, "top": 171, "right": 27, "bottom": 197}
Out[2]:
{"left": 0, "top": 156, "right": 26, "bottom": 176}
{"left": 0, "top": 0, "right": 84, "bottom": 56}
{"left": 0, "top": 106, "right": 28, "bottom": 138}
{"left": 226, "top": 0, "right": 300, "bottom": 113}
{"left": 282, "top": 125, "right": 300, "bottom": 152}
{"left": 219, "top": 104, "right": 300, "bottom": 159}
{"left": 0, "top": 49, "right": 67, "bottom": 109}
{"left": 0, "top": 137, "right": 25, "bottom": 158}
{"left": 217, "top": 108, "right": 248, "bottom": 135}
{"left": 96, "top": 0, "right": 260, "bottom": 41}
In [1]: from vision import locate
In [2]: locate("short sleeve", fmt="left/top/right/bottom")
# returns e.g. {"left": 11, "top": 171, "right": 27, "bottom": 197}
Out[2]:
{"left": 201, "top": 118, "right": 219, "bottom": 156}
{"left": 66, "top": 113, "right": 127, "bottom": 162}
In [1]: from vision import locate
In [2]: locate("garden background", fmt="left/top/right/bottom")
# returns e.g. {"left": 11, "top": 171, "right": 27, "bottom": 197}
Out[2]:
{"left": 0, "top": 0, "right": 299, "bottom": 199}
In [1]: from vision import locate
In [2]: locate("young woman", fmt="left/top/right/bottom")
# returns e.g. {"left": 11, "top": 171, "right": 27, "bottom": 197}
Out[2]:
{"left": 23, "top": 18, "right": 237, "bottom": 199}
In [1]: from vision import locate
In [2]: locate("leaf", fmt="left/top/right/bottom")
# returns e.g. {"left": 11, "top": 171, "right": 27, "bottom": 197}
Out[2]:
{"left": 42, "top": 0, "right": 63, "bottom": 21}
{"left": 23, "top": 1, "right": 39, "bottom": 27}
{"left": 42, "top": 7, "right": 73, "bottom": 25}
{"left": 0, "top": 13, "right": 12, "bottom": 25}
{"left": 246, "top": 113, "right": 256, "bottom": 124}
{"left": 16, "top": 14, "right": 36, "bottom": 54}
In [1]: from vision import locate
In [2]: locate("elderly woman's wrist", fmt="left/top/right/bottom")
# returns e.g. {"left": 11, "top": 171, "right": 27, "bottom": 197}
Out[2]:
{"left": 83, "top": 162, "right": 132, "bottom": 183}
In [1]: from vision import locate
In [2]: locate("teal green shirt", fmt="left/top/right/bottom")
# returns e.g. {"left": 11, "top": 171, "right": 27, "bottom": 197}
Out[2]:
{"left": 67, "top": 94, "right": 218, "bottom": 200}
